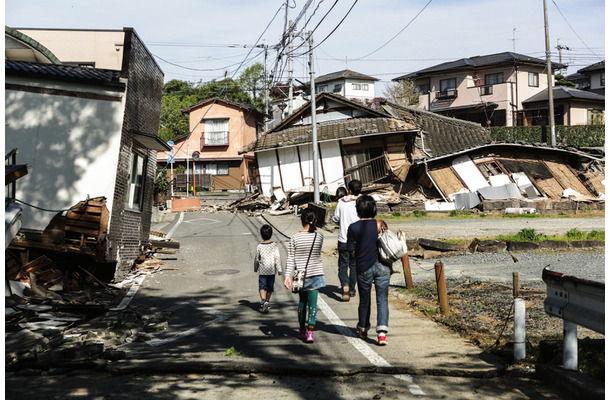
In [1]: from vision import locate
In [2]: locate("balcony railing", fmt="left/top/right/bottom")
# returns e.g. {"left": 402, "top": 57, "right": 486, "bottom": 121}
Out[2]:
{"left": 436, "top": 89, "right": 457, "bottom": 99}
{"left": 343, "top": 154, "right": 389, "bottom": 187}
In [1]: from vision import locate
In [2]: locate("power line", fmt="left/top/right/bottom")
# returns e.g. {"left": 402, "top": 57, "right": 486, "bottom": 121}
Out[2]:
{"left": 551, "top": 0, "right": 602, "bottom": 61}
{"left": 352, "top": 0, "right": 433, "bottom": 61}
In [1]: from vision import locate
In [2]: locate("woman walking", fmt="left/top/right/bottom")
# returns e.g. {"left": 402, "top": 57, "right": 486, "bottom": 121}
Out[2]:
{"left": 284, "top": 209, "right": 325, "bottom": 343}
{"left": 347, "top": 195, "right": 391, "bottom": 345}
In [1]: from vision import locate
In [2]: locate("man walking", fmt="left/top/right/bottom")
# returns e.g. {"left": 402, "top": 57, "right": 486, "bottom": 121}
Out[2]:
{"left": 332, "top": 179, "right": 361, "bottom": 301}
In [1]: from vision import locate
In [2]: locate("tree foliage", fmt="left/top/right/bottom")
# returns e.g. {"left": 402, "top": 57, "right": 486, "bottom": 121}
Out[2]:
{"left": 238, "top": 62, "right": 266, "bottom": 110}
{"left": 159, "top": 76, "right": 259, "bottom": 143}
{"left": 383, "top": 79, "right": 420, "bottom": 107}
{"left": 555, "top": 73, "right": 576, "bottom": 88}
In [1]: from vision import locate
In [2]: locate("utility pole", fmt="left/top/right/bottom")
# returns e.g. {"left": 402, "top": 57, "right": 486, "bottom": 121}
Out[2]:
{"left": 556, "top": 39, "right": 570, "bottom": 75}
{"left": 308, "top": 31, "right": 319, "bottom": 204}
{"left": 511, "top": 28, "right": 518, "bottom": 52}
{"left": 288, "top": 20, "right": 294, "bottom": 115}
{"left": 263, "top": 44, "right": 269, "bottom": 134}
{"left": 543, "top": 0, "right": 556, "bottom": 146}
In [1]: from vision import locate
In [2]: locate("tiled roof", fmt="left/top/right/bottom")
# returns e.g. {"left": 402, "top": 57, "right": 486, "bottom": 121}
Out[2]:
{"left": 394, "top": 52, "right": 565, "bottom": 81}
{"left": 578, "top": 60, "right": 605, "bottom": 74}
{"left": 241, "top": 117, "right": 416, "bottom": 153}
{"left": 382, "top": 102, "right": 491, "bottom": 158}
{"left": 523, "top": 86, "right": 605, "bottom": 103}
{"left": 314, "top": 69, "right": 379, "bottom": 84}
{"left": 181, "top": 97, "right": 264, "bottom": 116}
{"left": 5, "top": 60, "right": 123, "bottom": 86}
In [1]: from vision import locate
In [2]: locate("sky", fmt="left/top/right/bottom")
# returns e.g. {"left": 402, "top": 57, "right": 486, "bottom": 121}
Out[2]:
{"left": 5, "top": 0, "right": 606, "bottom": 97}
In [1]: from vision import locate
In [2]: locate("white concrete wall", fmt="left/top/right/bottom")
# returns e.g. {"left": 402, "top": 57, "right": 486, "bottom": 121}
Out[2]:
{"left": 5, "top": 85, "right": 124, "bottom": 230}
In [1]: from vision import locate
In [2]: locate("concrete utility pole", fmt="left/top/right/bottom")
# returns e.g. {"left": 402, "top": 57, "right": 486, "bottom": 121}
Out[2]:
{"left": 308, "top": 31, "right": 319, "bottom": 204}
{"left": 543, "top": 0, "right": 556, "bottom": 146}
{"left": 263, "top": 44, "right": 269, "bottom": 134}
{"left": 556, "top": 40, "right": 569, "bottom": 75}
{"left": 288, "top": 20, "right": 294, "bottom": 115}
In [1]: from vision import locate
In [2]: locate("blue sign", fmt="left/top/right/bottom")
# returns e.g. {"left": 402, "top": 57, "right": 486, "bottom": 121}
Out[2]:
{"left": 168, "top": 155, "right": 175, "bottom": 164}
{"left": 167, "top": 140, "right": 175, "bottom": 149}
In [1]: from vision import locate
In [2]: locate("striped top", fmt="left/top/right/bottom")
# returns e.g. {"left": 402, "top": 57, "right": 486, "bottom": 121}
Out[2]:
{"left": 285, "top": 231, "right": 324, "bottom": 279}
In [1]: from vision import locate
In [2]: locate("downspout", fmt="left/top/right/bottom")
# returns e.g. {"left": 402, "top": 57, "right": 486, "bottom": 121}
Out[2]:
{"left": 421, "top": 132, "right": 449, "bottom": 202}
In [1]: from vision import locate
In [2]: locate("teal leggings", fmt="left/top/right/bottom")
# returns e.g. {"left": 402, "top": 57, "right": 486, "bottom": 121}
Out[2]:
{"left": 298, "top": 289, "right": 319, "bottom": 331}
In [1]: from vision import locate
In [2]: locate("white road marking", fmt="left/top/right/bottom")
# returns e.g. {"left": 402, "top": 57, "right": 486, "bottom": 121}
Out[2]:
{"left": 318, "top": 297, "right": 426, "bottom": 396}
{"left": 109, "top": 275, "right": 146, "bottom": 311}
{"left": 147, "top": 306, "right": 231, "bottom": 347}
{"left": 166, "top": 212, "right": 185, "bottom": 239}
{"left": 183, "top": 217, "right": 221, "bottom": 224}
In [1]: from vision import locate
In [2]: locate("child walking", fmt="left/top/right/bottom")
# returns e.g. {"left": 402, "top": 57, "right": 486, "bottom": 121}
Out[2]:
{"left": 254, "top": 224, "right": 282, "bottom": 313}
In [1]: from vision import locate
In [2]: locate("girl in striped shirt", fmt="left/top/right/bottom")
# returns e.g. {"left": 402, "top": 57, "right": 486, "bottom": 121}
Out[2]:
{"left": 283, "top": 209, "right": 325, "bottom": 343}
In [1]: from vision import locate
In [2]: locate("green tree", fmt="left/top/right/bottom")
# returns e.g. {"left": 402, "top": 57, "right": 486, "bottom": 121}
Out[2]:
{"left": 555, "top": 73, "right": 576, "bottom": 88}
{"left": 383, "top": 79, "right": 420, "bottom": 107}
{"left": 238, "top": 63, "right": 265, "bottom": 110}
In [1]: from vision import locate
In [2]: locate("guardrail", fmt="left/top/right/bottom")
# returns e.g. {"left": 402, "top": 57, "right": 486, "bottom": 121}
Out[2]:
{"left": 542, "top": 267, "right": 605, "bottom": 370}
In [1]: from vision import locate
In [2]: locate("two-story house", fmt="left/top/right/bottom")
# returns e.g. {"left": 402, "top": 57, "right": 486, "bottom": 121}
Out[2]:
{"left": 314, "top": 69, "right": 378, "bottom": 103}
{"left": 157, "top": 98, "right": 265, "bottom": 192}
{"left": 393, "top": 52, "right": 565, "bottom": 127}
{"left": 6, "top": 26, "right": 169, "bottom": 281}
{"left": 567, "top": 60, "right": 605, "bottom": 95}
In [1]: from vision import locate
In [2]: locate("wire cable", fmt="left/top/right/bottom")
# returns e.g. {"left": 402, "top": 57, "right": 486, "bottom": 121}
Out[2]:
{"left": 352, "top": 0, "right": 433, "bottom": 61}
{"left": 551, "top": 0, "right": 602, "bottom": 61}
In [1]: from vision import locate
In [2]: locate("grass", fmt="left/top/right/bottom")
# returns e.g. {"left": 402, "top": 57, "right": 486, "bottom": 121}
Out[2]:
{"left": 496, "top": 228, "right": 605, "bottom": 243}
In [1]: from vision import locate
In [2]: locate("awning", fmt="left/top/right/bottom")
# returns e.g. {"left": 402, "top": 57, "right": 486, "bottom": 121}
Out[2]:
{"left": 430, "top": 102, "right": 498, "bottom": 113}
{"left": 132, "top": 131, "right": 172, "bottom": 151}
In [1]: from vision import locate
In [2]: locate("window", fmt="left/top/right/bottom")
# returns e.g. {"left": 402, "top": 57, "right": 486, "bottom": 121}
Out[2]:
{"left": 333, "top": 84, "right": 342, "bottom": 92}
{"left": 416, "top": 84, "right": 429, "bottom": 94}
{"left": 480, "top": 86, "right": 493, "bottom": 95}
{"left": 601, "top": 72, "right": 605, "bottom": 87}
{"left": 204, "top": 119, "right": 229, "bottom": 145}
{"left": 485, "top": 73, "right": 503, "bottom": 85}
{"left": 477, "top": 161, "right": 503, "bottom": 178}
{"left": 206, "top": 162, "right": 229, "bottom": 176}
{"left": 438, "top": 78, "right": 457, "bottom": 98}
{"left": 352, "top": 83, "right": 361, "bottom": 90}
{"left": 317, "top": 85, "right": 327, "bottom": 93}
{"left": 125, "top": 152, "right": 147, "bottom": 210}
{"left": 528, "top": 72, "right": 539, "bottom": 87}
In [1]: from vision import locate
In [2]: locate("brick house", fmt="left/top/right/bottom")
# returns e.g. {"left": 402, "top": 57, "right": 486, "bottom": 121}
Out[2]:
{"left": 157, "top": 98, "right": 264, "bottom": 192}
{"left": 5, "top": 27, "right": 169, "bottom": 281}
{"left": 393, "top": 52, "right": 566, "bottom": 127}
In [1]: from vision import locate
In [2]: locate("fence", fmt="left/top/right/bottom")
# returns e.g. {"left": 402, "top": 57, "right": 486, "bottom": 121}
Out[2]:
{"left": 490, "top": 125, "right": 605, "bottom": 147}
{"left": 175, "top": 173, "right": 212, "bottom": 189}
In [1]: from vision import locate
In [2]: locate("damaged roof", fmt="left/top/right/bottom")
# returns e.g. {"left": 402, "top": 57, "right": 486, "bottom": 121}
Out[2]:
{"left": 240, "top": 117, "right": 416, "bottom": 153}
{"left": 381, "top": 102, "right": 491, "bottom": 158}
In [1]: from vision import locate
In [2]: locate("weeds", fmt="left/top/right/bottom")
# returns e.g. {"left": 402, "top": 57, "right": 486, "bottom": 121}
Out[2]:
{"left": 413, "top": 210, "right": 428, "bottom": 218}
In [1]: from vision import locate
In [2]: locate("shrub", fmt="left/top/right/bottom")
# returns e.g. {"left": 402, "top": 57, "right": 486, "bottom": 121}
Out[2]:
{"left": 413, "top": 210, "right": 428, "bottom": 218}
{"left": 566, "top": 228, "right": 586, "bottom": 240}
{"left": 515, "top": 228, "right": 543, "bottom": 242}
{"left": 586, "top": 230, "right": 605, "bottom": 241}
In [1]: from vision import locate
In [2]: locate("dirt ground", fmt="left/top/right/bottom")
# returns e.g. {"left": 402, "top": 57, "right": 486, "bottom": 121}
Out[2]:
{"left": 389, "top": 279, "right": 605, "bottom": 381}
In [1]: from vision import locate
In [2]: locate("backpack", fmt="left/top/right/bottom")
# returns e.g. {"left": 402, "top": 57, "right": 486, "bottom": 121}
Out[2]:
{"left": 376, "top": 220, "right": 407, "bottom": 264}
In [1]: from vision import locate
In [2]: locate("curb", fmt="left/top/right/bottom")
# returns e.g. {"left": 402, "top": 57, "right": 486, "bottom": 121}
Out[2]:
{"left": 536, "top": 363, "right": 604, "bottom": 400}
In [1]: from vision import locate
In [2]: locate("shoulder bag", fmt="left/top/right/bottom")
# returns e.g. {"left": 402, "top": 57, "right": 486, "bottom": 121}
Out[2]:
{"left": 376, "top": 220, "right": 407, "bottom": 264}
{"left": 291, "top": 233, "right": 317, "bottom": 293}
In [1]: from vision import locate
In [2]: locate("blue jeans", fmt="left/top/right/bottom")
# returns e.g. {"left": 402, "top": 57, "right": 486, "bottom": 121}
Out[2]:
{"left": 337, "top": 241, "right": 357, "bottom": 292}
{"left": 357, "top": 262, "right": 391, "bottom": 333}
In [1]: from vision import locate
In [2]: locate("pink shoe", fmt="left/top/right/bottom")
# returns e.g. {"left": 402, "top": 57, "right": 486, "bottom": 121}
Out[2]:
{"left": 378, "top": 332, "right": 387, "bottom": 346}
{"left": 305, "top": 331, "right": 314, "bottom": 343}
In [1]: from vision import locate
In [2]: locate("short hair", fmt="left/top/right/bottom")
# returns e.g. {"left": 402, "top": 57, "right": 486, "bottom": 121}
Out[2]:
{"left": 335, "top": 186, "right": 348, "bottom": 201}
{"left": 260, "top": 224, "right": 273, "bottom": 240}
{"left": 301, "top": 208, "right": 317, "bottom": 233}
{"left": 356, "top": 195, "right": 376, "bottom": 219}
{"left": 348, "top": 179, "right": 362, "bottom": 196}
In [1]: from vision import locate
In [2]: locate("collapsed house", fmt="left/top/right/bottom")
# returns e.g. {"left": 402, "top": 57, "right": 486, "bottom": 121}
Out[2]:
{"left": 240, "top": 93, "right": 604, "bottom": 212}
{"left": 5, "top": 27, "right": 170, "bottom": 281}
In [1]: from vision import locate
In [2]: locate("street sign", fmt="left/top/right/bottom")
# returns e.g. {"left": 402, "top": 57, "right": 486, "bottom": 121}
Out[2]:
{"left": 168, "top": 155, "right": 175, "bottom": 164}
{"left": 167, "top": 140, "right": 175, "bottom": 149}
